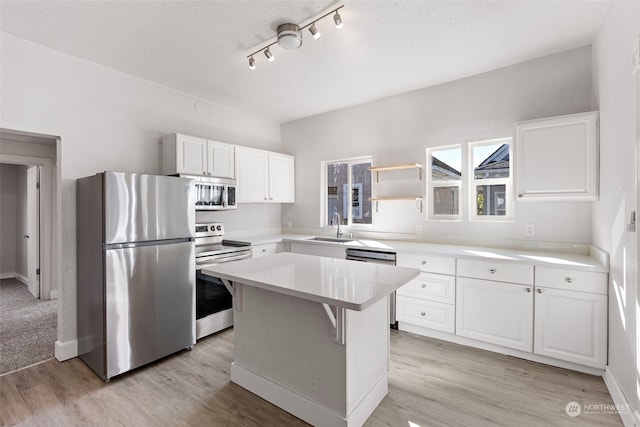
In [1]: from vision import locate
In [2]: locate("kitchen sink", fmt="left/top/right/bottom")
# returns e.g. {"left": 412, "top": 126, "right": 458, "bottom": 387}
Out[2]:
{"left": 306, "top": 237, "right": 356, "bottom": 243}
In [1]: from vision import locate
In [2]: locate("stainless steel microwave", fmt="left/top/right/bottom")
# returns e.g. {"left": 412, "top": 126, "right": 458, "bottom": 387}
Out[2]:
{"left": 180, "top": 175, "right": 237, "bottom": 211}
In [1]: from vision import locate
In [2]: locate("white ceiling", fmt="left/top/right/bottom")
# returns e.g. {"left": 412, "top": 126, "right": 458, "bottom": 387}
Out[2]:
{"left": 0, "top": 1, "right": 610, "bottom": 124}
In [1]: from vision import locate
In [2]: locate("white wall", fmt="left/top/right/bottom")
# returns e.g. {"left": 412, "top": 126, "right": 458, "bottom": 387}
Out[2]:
{"left": 282, "top": 47, "right": 594, "bottom": 246}
{"left": 0, "top": 33, "right": 282, "bottom": 355}
{"left": 591, "top": 1, "right": 640, "bottom": 420}
{"left": 0, "top": 164, "right": 18, "bottom": 276}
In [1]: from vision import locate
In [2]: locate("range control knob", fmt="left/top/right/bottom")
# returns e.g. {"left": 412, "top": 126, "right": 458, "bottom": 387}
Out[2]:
{"left": 216, "top": 225, "right": 222, "bottom": 231}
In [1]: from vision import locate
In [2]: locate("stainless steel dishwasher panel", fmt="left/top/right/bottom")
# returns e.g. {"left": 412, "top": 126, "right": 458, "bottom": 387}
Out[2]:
{"left": 105, "top": 240, "right": 195, "bottom": 379}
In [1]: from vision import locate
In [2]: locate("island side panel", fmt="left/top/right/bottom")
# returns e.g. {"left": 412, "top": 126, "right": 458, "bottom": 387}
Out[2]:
{"left": 232, "top": 284, "right": 348, "bottom": 416}
{"left": 345, "top": 296, "right": 389, "bottom": 416}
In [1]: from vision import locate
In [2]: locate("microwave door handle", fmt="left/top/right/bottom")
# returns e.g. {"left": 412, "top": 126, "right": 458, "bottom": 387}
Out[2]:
{"left": 223, "top": 186, "right": 227, "bottom": 208}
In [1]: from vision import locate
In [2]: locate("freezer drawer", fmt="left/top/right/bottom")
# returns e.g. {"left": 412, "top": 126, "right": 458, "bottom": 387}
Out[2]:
{"left": 105, "top": 241, "right": 195, "bottom": 379}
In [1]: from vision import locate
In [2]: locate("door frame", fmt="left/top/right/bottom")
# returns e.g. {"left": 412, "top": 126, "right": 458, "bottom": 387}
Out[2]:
{"left": 0, "top": 154, "right": 54, "bottom": 300}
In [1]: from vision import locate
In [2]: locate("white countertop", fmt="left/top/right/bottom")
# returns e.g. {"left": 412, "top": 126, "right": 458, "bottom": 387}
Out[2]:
{"left": 202, "top": 252, "right": 420, "bottom": 311}
{"left": 271, "top": 234, "right": 608, "bottom": 273}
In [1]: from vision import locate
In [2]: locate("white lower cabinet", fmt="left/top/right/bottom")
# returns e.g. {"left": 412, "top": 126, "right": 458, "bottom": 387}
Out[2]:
{"left": 456, "top": 277, "right": 534, "bottom": 352}
{"left": 397, "top": 295, "right": 455, "bottom": 333}
{"left": 534, "top": 287, "right": 607, "bottom": 368}
{"left": 252, "top": 242, "right": 284, "bottom": 258}
{"left": 289, "top": 243, "right": 345, "bottom": 259}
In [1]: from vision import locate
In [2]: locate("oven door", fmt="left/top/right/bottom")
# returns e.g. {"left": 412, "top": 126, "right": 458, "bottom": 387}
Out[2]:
{"left": 195, "top": 251, "right": 251, "bottom": 320}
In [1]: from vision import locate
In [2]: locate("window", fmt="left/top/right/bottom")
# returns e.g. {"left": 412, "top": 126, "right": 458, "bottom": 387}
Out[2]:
{"left": 469, "top": 138, "right": 512, "bottom": 221}
{"left": 427, "top": 146, "right": 462, "bottom": 220}
{"left": 324, "top": 157, "right": 372, "bottom": 227}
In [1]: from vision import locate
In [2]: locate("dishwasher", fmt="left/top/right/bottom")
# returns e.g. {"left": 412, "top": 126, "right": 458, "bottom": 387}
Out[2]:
{"left": 345, "top": 248, "right": 398, "bottom": 329}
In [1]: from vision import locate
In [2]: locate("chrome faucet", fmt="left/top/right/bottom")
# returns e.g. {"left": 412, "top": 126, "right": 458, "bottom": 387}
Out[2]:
{"left": 331, "top": 212, "right": 344, "bottom": 239}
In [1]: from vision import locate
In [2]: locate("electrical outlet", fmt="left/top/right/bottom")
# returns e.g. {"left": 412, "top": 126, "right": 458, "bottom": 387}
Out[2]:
{"left": 525, "top": 224, "right": 536, "bottom": 237}
{"left": 416, "top": 225, "right": 423, "bottom": 235}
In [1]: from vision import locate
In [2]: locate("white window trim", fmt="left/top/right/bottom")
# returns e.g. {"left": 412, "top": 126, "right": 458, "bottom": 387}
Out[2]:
{"left": 468, "top": 137, "right": 513, "bottom": 222}
{"left": 320, "top": 156, "right": 374, "bottom": 229}
{"left": 426, "top": 145, "right": 463, "bottom": 221}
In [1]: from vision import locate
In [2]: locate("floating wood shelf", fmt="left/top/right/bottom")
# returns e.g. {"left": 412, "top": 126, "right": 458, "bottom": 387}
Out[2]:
{"left": 368, "top": 197, "right": 423, "bottom": 212}
{"left": 369, "top": 163, "right": 422, "bottom": 181}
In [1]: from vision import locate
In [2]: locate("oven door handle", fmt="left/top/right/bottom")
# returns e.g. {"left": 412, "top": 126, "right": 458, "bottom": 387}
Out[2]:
{"left": 197, "top": 252, "right": 252, "bottom": 265}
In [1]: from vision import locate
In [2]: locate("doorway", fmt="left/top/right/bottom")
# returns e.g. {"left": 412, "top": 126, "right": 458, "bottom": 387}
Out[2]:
{"left": 0, "top": 129, "right": 59, "bottom": 374}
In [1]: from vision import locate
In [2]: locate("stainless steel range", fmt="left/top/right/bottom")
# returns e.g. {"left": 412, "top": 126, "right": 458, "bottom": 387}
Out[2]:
{"left": 195, "top": 222, "right": 251, "bottom": 339}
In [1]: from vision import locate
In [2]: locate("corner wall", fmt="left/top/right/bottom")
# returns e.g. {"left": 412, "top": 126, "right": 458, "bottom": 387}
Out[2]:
{"left": 591, "top": 1, "right": 640, "bottom": 424}
{"left": 0, "top": 33, "right": 283, "bottom": 357}
{"left": 282, "top": 47, "right": 594, "bottom": 246}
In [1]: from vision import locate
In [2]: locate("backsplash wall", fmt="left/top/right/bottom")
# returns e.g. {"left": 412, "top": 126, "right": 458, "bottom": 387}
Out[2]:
{"left": 281, "top": 46, "right": 594, "bottom": 245}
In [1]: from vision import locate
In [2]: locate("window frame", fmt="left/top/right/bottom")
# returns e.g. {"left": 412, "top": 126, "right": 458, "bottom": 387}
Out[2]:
{"left": 321, "top": 156, "right": 374, "bottom": 229}
{"left": 426, "top": 144, "right": 463, "bottom": 221}
{"left": 468, "top": 137, "right": 513, "bottom": 222}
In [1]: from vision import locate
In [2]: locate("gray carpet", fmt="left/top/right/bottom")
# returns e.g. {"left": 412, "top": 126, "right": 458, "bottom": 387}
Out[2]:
{"left": 0, "top": 278, "right": 57, "bottom": 375}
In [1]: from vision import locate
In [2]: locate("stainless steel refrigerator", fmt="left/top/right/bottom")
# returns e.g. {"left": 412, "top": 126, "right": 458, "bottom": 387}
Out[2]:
{"left": 77, "top": 172, "right": 196, "bottom": 380}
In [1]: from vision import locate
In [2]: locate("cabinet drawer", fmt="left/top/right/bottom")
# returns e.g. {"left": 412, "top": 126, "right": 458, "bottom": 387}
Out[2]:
{"left": 252, "top": 242, "right": 284, "bottom": 258}
{"left": 396, "top": 296, "right": 455, "bottom": 333}
{"left": 396, "top": 253, "right": 456, "bottom": 275}
{"left": 535, "top": 267, "right": 607, "bottom": 295}
{"left": 457, "top": 259, "right": 533, "bottom": 285}
{"left": 397, "top": 272, "right": 455, "bottom": 304}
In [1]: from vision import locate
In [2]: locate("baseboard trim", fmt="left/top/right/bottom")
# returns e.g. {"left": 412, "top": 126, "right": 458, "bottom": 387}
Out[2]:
{"left": 49, "top": 289, "right": 58, "bottom": 300}
{"left": 398, "top": 323, "right": 605, "bottom": 376}
{"left": 0, "top": 272, "right": 15, "bottom": 279}
{"left": 15, "top": 273, "right": 28, "bottom": 285}
{"left": 231, "top": 362, "right": 386, "bottom": 426}
{"left": 55, "top": 339, "right": 78, "bottom": 362}
{"left": 603, "top": 366, "right": 639, "bottom": 427}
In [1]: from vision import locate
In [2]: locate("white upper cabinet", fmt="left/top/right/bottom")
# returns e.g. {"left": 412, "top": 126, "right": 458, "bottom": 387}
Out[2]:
{"left": 514, "top": 111, "right": 598, "bottom": 201}
{"left": 236, "top": 146, "right": 295, "bottom": 203}
{"left": 162, "top": 133, "right": 235, "bottom": 178}
{"left": 206, "top": 140, "right": 235, "bottom": 178}
{"left": 268, "top": 152, "right": 295, "bottom": 203}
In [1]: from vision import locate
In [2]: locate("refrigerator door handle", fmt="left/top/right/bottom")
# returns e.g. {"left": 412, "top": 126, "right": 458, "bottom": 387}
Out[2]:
{"left": 105, "top": 237, "right": 194, "bottom": 250}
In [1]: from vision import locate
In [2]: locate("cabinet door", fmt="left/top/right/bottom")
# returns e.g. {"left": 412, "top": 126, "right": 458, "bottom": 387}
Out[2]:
{"left": 236, "top": 146, "right": 268, "bottom": 202}
{"left": 252, "top": 242, "right": 284, "bottom": 258}
{"left": 268, "top": 153, "right": 295, "bottom": 203}
{"left": 534, "top": 287, "right": 607, "bottom": 368}
{"left": 207, "top": 140, "right": 235, "bottom": 178}
{"left": 456, "top": 277, "right": 533, "bottom": 352}
{"left": 289, "top": 243, "right": 345, "bottom": 259}
{"left": 176, "top": 135, "right": 207, "bottom": 175}
{"left": 515, "top": 111, "right": 598, "bottom": 201}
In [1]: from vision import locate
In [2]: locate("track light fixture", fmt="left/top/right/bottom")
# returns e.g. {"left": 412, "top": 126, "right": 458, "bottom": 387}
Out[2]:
{"left": 264, "top": 48, "right": 274, "bottom": 62}
{"left": 309, "top": 22, "right": 321, "bottom": 40}
{"left": 333, "top": 11, "right": 343, "bottom": 29}
{"left": 246, "top": 5, "right": 344, "bottom": 70}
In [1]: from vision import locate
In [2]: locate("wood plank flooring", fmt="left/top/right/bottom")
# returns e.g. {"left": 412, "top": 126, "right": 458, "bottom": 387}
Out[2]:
{"left": 0, "top": 328, "right": 622, "bottom": 426}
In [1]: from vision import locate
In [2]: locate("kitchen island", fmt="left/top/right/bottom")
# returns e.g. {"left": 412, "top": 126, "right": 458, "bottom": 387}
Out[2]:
{"left": 202, "top": 252, "right": 419, "bottom": 427}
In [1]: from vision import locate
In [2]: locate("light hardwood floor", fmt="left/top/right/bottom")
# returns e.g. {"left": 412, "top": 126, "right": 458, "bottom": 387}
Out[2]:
{"left": 0, "top": 328, "right": 622, "bottom": 426}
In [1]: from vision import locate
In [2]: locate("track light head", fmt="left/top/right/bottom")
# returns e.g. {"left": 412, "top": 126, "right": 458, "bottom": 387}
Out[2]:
{"left": 248, "top": 56, "right": 256, "bottom": 70}
{"left": 333, "top": 11, "right": 343, "bottom": 29}
{"left": 309, "top": 23, "right": 321, "bottom": 40}
{"left": 264, "top": 48, "right": 275, "bottom": 62}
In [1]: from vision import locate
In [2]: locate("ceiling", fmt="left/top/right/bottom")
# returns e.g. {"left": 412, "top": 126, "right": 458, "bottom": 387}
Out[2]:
{"left": 0, "top": 1, "right": 610, "bottom": 124}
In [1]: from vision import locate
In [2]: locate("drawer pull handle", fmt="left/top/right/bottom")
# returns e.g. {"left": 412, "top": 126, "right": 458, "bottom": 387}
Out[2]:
{"left": 489, "top": 268, "right": 497, "bottom": 274}
{"left": 421, "top": 260, "right": 427, "bottom": 266}
{"left": 525, "top": 287, "right": 531, "bottom": 292}
{"left": 421, "top": 284, "right": 426, "bottom": 289}
{"left": 420, "top": 312, "right": 426, "bottom": 316}
{"left": 536, "top": 288, "right": 542, "bottom": 293}
{"left": 565, "top": 277, "right": 573, "bottom": 283}
{"left": 262, "top": 249, "right": 267, "bottom": 253}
